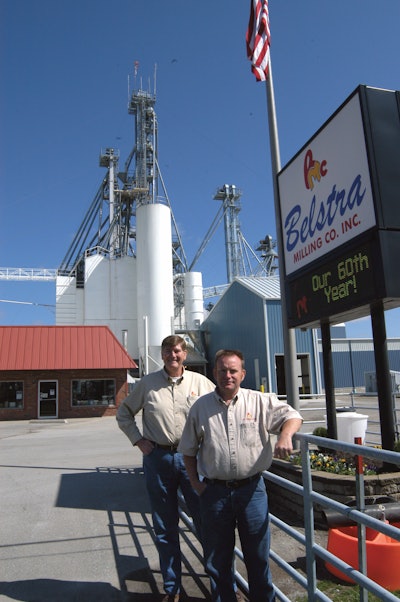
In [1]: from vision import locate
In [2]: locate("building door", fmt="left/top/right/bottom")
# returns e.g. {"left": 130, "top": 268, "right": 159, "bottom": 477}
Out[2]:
{"left": 38, "top": 381, "right": 58, "bottom": 418}
{"left": 297, "top": 355, "right": 311, "bottom": 395}
{"left": 275, "top": 355, "right": 286, "bottom": 396}
{"left": 275, "top": 354, "right": 311, "bottom": 396}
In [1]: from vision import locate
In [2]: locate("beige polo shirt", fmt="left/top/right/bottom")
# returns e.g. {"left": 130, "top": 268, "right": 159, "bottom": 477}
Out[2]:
{"left": 178, "top": 388, "right": 302, "bottom": 480}
{"left": 116, "top": 368, "right": 215, "bottom": 447}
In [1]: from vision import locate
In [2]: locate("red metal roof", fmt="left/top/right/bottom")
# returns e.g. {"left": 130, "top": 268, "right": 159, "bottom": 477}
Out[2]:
{"left": 0, "top": 326, "right": 137, "bottom": 371}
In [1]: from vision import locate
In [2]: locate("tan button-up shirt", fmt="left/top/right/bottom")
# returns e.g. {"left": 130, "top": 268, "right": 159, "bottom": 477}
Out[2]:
{"left": 178, "top": 388, "right": 302, "bottom": 480}
{"left": 116, "top": 368, "right": 215, "bottom": 447}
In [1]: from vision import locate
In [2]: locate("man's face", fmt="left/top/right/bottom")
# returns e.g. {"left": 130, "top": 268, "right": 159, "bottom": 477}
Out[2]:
{"left": 213, "top": 354, "right": 246, "bottom": 400}
{"left": 162, "top": 344, "right": 187, "bottom": 376}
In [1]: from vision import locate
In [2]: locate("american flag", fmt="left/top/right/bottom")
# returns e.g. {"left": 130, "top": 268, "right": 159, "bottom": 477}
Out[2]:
{"left": 246, "top": 0, "right": 271, "bottom": 81}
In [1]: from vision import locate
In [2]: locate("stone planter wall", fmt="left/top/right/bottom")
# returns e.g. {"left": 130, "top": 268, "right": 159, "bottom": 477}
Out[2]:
{"left": 266, "top": 459, "right": 400, "bottom": 528}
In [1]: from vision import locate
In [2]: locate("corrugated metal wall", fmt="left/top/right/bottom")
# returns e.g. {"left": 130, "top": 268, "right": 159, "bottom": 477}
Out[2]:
{"left": 318, "top": 339, "right": 400, "bottom": 389}
{"left": 201, "top": 283, "right": 318, "bottom": 393}
{"left": 202, "top": 282, "right": 268, "bottom": 389}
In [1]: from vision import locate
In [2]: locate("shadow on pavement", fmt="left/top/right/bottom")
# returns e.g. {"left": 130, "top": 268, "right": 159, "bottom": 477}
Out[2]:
{"left": 51, "top": 466, "right": 210, "bottom": 600}
{"left": 56, "top": 466, "right": 149, "bottom": 513}
{"left": 0, "top": 579, "right": 121, "bottom": 601}
{"left": 1, "top": 466, "right": 210, "bottom": 600}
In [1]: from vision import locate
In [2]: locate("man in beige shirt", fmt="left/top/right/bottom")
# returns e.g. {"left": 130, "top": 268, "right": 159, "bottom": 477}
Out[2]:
{"left": 117, "top": 335, "right": 215, "bottom": 602}
{"left": 179, "top": 349, "right": 302, "bottom": 602}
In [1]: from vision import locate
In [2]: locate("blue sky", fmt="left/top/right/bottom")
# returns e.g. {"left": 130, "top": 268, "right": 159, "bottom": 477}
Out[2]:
{"left": 1, "top": 0, "right": 399, "bottom": 338}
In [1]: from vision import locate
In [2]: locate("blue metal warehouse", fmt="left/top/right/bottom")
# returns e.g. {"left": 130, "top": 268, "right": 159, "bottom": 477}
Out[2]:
{"left": 201, "top": 276, "right": 319, "bottom": 395}
{"left": 201, "top": 276, "right": 400, "bottom": 395}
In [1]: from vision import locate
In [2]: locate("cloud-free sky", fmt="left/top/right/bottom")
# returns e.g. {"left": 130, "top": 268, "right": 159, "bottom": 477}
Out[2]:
{"left": 1, "top": 0, "right": 399, "bottom": 337}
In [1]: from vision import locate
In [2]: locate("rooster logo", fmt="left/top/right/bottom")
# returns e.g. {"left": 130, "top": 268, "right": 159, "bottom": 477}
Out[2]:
{"left": 304, "top": 149, "right": 328, "bottom": 190}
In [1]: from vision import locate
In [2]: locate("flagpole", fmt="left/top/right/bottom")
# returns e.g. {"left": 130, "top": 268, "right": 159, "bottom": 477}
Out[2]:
{"left": 265, "top": 55, "right": 299, "bottom": 412}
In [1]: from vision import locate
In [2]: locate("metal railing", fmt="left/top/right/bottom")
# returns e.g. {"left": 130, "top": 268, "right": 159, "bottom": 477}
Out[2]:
{"left": 179, "top": 434, "right": 400, "bottom": 601}
{"left": 273, "top": 434, "right": 400, "bottom": 601}
{"left": 0, "top": 267, "right": 58, "bottom": 280}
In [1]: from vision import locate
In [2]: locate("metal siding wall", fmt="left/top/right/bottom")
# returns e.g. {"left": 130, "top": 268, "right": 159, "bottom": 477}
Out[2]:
{"left": 334, "top": 352, "right": 353, "bottom": 388}
{"left": 388, "top": 349, "right": 400, "bottom": 371}
{"left": 266, "top": 301, "right": 283, "bottom": 354}
{"left": 201, "top": 283, "right": 268, "bottom": 388}
{"left": 318, "top": 340, "right": 400, "bottom": 389}
{"left": 351, "top": 351, "right": 376, "bottom": 387}
{"left": 265, "top": 301, "right": 282, "bottom": 392}
{"left": 201, "top": 294, "right": 230, "bottom": 372}
{"left": 295, "top": 330, "right": 312, "bottom": 354}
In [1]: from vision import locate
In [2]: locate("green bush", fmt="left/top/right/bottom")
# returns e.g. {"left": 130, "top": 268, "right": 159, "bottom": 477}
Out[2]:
{"left": 313, "top": 426, "right": 328, "bottom": 438}
{"left": 312, "top": 426, "right": 329, "bottom": 453}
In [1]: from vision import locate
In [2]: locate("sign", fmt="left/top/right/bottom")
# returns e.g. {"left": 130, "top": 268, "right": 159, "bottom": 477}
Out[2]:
{"left": 277, "top": 86, "right": 400, "bottom": 329}
{"left": 278, "top": 92, "right": 376, "bottom": 277}
{"left": 287, "top": 241, "right": 375, "bottom": 328}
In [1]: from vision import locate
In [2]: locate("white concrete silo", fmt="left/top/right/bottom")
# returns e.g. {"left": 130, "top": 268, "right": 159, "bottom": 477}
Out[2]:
{"left": 184, "top": 271, "right": 204, "bottom": 330}
{"left": 136, "top": 202, "right": 174, "bottom": 374}
{"left": 84, "top": 254, "right": 111, "bottom": 321}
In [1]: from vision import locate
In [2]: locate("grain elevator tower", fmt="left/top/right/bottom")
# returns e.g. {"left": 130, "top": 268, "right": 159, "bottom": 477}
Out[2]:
{"left": 56, "top": 78, "right": 187, "bottom": 373}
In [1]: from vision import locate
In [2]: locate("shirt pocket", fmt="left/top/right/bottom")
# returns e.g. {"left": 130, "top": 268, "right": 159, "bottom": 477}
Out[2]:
{"left": 239, "top": 421, "right": 257, "bottom": 447}
{"left": 186, "top": 395, "right": 198, "bottom": 406}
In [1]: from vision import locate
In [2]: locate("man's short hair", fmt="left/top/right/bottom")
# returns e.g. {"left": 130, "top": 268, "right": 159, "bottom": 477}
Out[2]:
{"left": 214, "top": 349, "right": 245, "bottom": 368}
{"left": 161, "top": 335, "right": 187, "bottom": 351}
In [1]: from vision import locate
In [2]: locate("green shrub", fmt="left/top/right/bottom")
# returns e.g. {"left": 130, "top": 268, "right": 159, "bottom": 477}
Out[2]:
{"left": 312, "top": 426, "right": 329, "bottom": 453}
{"left": 313, "top": 426, "right": 328, "bottom": 438}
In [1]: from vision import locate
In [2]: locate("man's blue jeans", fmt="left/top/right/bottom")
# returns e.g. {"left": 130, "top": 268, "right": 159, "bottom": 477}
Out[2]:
{"left": 143, "top": 448, "right": 201, "bottom": 595}
{"left": 199, "top": 476, "right": 276, "bottom": 602}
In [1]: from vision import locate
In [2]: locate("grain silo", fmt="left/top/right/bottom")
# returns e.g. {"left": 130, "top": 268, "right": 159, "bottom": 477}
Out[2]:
{"left": 56, "top": 82, "right": 186, "bottom": 373}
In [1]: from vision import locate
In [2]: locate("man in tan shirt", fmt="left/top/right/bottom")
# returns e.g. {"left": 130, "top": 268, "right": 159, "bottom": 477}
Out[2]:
{"left": 117, "top": 335, "right": 214, "bottom": 602}
{"left": 179, "top": 349, "right": 302, "bottom": 602}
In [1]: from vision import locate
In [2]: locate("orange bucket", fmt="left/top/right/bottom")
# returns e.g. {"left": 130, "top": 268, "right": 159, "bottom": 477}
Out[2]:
{"left": 326, "top": 521, "right": 400, "bottom": 591}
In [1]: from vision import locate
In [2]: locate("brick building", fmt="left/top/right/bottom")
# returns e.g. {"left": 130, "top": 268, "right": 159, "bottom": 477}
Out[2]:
{"left": 0, "top": 325, "right": 137, "bottom": 420}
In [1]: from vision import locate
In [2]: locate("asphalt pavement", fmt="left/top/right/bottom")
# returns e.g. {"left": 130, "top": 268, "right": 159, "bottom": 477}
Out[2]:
{"left": 0, "top": 416, "right": 328, "bottom": 602}
{"left": 0, "top": 417, "right": 214, "bottom": 601}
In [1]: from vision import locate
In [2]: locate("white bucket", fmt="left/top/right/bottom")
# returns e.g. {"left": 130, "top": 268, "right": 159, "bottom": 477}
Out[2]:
{"left": 336, "top": 412, "right": 368, "bottom": 444}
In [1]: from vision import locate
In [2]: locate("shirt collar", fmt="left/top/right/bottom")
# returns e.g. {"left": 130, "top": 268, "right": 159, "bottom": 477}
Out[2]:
{"left": 163, "top": 366, "right": 185, "bottom": 384}
{"left": 215, "top": 388, "right": 240, "bottom": 405}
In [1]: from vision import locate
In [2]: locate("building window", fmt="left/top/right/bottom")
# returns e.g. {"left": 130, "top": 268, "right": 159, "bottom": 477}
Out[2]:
{"left": 71, "top": 379, "right": 115, "bottom": 407}
{"left": 0, "top": 381, "right": 24, "bottom": 409}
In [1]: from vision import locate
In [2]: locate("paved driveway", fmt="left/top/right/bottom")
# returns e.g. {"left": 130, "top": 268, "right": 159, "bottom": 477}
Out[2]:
{"left": 0, "top": 417, "right": 210, "bottom": 601}
{"left": 1, "top": 416, "right": 330, "bottom": 601}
